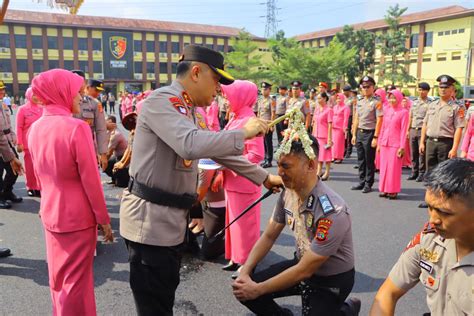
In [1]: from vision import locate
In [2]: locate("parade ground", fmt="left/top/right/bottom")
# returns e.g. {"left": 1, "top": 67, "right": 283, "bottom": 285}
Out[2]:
{"left": 1, "top": 147, "right": 429, "bottom": 315}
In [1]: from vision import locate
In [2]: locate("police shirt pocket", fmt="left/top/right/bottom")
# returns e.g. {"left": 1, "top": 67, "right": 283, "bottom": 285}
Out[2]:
{"left": 175, "top": 156, "right": 194, "bottom": 172}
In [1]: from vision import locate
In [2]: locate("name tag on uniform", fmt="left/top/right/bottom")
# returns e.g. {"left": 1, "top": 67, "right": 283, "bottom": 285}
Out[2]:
{"left": 419, "top": 260, "right": 433, "bottom": 274}
{"left": 318, "top": 195, "right": 335, "bottom": 215}
{"left": 284, "top": 208, "right": 293, "bottom": 217}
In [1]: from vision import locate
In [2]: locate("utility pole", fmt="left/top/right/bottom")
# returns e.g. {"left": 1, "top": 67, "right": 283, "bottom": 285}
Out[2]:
{"left": 260, "top": 0, "right": 278, "bottom": 38}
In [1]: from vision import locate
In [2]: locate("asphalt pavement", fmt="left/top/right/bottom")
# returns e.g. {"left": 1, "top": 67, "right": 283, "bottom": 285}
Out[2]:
{"left": 0, "top": 125, "right": 430, "bottom": 315}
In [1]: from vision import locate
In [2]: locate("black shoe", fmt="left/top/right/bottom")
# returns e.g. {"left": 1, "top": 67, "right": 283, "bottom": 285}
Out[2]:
{"left": 34, "top": 190, "right": 41, "bottom": 198}
{"left": 351, "top": 184, "right": 364, "bottom": 190}
{"left": 0, "top": 248, "right": 11, "bottom": 258}
{"left": 222, "top": 262, "right": 240, "bottom": 271}
{"left": 407, "top": 173, "right": 418, "bottom": 180}
{"left": 27, "top": 190, "right": 35, "bottom": 197}
{"left": 418, "top": 202, "right": 428, "bottom": 208}
{"left": 341, "top": 297, "right": 361, "bottom": 316}
{"left": 416, "top": 174, "right": 425, "bottom": 182}
{"left": 3, "top": 192, "right": 23, "bottom": 203}
{"left": 0, "top": 199, "right": 11, "bottom": 209}
{"left": 362, "top": 186, "right": 372, "bottom": 193}
{"left": 106, "top": 180, "right": 115, "bottom": 185}
{"left": 353, "top": 165, "right": 359, "bottom": 169}
{"left": 344, "top": 153, "right": 351, "bottom": 159}
{"left": 261, "top": 162, "right": 273, "bottom": 168}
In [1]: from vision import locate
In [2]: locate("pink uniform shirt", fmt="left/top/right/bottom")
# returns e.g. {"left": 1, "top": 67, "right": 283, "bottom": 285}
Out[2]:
{"left": 332, "top": 94, "right": 350, "bottom": 130}
{"left": 312, "top": 104, "right": 333, "bottom": 139}
{"left": 16, "top": 88, "right": 43, "bottom": 150}
{"left": 461, "top": 116, "right": 474, "bottom": 160}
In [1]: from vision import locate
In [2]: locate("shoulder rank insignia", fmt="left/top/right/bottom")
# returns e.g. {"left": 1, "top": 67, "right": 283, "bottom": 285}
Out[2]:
{"left": 182, "top": 92, "right": 193, "bottom": 107}
{"left": 419, "top": 248, "right": 439, "bottom": 263}
{"left": 169, "top": 96, "right": 188, "bottom": 116}
{"left": 306, "top": 195, "right": 315, "bottom": 209}
{"left": 318, "top": 194, "right": 335, "bottom": 215}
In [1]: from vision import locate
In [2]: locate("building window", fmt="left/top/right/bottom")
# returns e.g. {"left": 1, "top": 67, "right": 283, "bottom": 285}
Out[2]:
{"left": 410, "top": 58, "right": 417, "bottom": 63}
{"left": 410, "top": 34, "right": 418, "bottom": 48}
{"left": 17, "top": 59, "right": 28, "bottom": 72}
{"left": 63, "top": 60, "right": 74, "bottom": 70}
{"left": 459, "top": 28, "right": 465, "bottom": 33}
{"left": 78, "top": 38, "right": 88, "bottom": 51}
{"left": 134, "top": 61, "right": 142, "bottom": 73}
{"left": 93, "top": 61, "right": 102, "bottom": 73}
{"left": 217, "top": 45, "right": 224, "bottom": 52}
{"left": 92, "top": 38, "right": 101, "bottom": 51}
{"left": 31, "top": 36, "right": 43, "bottom": 49}
{"left": 171, "top": 62, "right": 178, "bottom": 73}
{"left": 14, "top": 35, "right": 27, "bottom": 49}
{"left": 171, "top": 42, "right": 179, "bottom": 54}
{"left": 146, "top": 62, "right": 155, "bottom": 73}
{"left": 437, "top": 31, "right": 443, "bottom": 36}
{"left": 325, "top": 38, "right": 332, "bottom": 46}
{"left": 134, "top": 40, "right": 142, "bottom": 53}
{"left": 422, "top": 57, "right": 431, "bottom": 62}
{"left": 451, "top": 53, "right": 461, "bottom": 61}
{"left": 33, "top": 60, "right": 43, "bottom": 73}
{"left": 444, "top": 30, "right": 450, "bottom": 36}
{"left": 159, "top": 62, "right": 167, "bottom": 73}
{"left": 63, "top": 37, "right": 73, "bottom": 50}
{"left": 48, "top": 36, "right": 58, "bottom": 49}
{"left": 451, "top": 29, "right": 458, "bottom": 35}
{"left": 0, "top": 34, "right": 9, "bottom": 48}
{"left": 424, "top": 32, "right": 433, "bottom": 47}
{"left": 78, "top": 60, "right": 88, "bottom": 72}
{"left": 48, "top": 60, "right": 59, "bottom": 69}
{"left": 146, "top": 41, "right": 154, "bottom": 53}
{"left": 437, "top": 54, "right": 446, "bottom": 62}
{"left": 159, "top": 41, "right": 167, "bottom": 53}
{"left": 0, "top": 59, "right": 12, "bottom": 72}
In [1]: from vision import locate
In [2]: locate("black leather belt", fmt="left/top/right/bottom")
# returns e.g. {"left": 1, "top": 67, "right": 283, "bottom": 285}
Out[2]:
{"left": 427, "top": 137, "right": 453, "bottom": 142}
{"left": 128, "top": 177, "right": 197, "bottom": 210}
{"left": 358, "top": 128, "right": 375, "bottom": 133}
{"left": 411, "top": 127, "right": 422, "bottom": 130}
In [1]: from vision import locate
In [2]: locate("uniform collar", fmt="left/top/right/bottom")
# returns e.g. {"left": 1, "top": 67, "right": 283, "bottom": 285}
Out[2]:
{"left": 300, "top": 180, "right": 324, "bottom": 213}
{"left": 455, "top": 251, "right": 474, "bottom": 268}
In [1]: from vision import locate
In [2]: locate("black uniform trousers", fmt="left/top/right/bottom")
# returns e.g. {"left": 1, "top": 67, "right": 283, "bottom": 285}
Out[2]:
{"left": 0, "top": 143, "right": 18, "bottom": 194}
{"left": 109, "top": 101, "right": 116, "bottom": 114}
{"left": 409, "top": 128, "right": 426, "bottom": 176}
{"left": 104, "top": 156, "right": 130, "bottom": 188}
{"left": 124, "top": 239, "right": 181, "bottom": 316}
{"left": 356, "top": 129, "right": 376, "bottom": 187}
{"left": 201, "top": 206, "right": 225, "bottom": 260}
{"left": 240, "top": 257, "right": 355, "bottom": 316}
{"left": 263, "top": 130, "right": 274, "bottom": 163}
{"left": 275, "top": 114, "right": 286, "bottom": 144}
{"left": 425, "top": 137, "right": 453, "bottom": 173}
{"left": 219, "top": 111, "right": 228, "bottom": 130}
{"left": 344, "top": 115, "right": 353, "bottom": 157}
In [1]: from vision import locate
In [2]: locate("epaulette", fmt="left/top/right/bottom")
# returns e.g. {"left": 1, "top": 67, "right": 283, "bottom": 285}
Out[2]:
{"left": 426, "top": 96, "right": 434, "bottom": 103}
{"left": 318, "top": 194, "right": 335, "bottom": 215}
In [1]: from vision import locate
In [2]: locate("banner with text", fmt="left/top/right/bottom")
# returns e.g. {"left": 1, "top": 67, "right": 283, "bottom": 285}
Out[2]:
{"left": 102, "top": 31, "right": 134, "bottom": 80}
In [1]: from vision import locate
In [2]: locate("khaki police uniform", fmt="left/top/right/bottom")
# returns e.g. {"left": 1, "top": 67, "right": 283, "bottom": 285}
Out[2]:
{"left": 288, "top": 97, "right": 310, "bottom": 116}
{"left": 423, "top": 99, "right": 465, "bottom": 172}
{"left": 258, "top": 96, "right": 275, "bottom": 165}
{"left": 241, "top": 181, "right": 355, "bottom": 315}
{"left": 120, "top": 80, "right": 268, "bottom": 314}
{"left": 389, "top": 224, "right": 473, "bottom": 315}
{"left": 0, "top": 104, "right": 19, "bottom": 195}
{"left": 409, "top": 97, "right": 431, "bottom": 178}
{"left": 74, "top": 96, "right": 108, "bottom": 155}
{"left": 275, "top": 95, "right": 288, "bottom": 144}
{"left": 355, "top": 95, "right": 382, "bottom": 188}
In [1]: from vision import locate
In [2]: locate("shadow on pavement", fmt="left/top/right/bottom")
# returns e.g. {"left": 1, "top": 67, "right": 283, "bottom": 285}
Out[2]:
{"left": 352, "top": 271, "right": 385, "bottom": 293}
{"left": 0, "top": 257, "right": 49, "bottom": 286}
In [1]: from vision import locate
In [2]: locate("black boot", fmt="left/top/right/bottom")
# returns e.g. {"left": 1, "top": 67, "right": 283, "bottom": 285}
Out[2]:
{"left": 416, "top": 173, "right": 425, "bottom": 182}
{"left": 2, "top": 191, "right": 23, "bottom": 203}
{"left": 0, "top": 199, "right": 11, "bottom": 209}
{"left": 407, "top": 173, "right": 418, "bottom": 180}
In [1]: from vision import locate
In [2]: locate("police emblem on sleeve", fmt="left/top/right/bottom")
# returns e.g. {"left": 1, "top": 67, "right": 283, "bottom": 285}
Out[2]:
{"left": 315, "top": 218, "right": 332, "bottom": 242}
{"left": 169, "top": 97, "right": 188, "bottom": 116}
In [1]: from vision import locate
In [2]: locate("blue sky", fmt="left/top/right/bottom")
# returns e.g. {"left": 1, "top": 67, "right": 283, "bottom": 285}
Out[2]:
{"left": 8, "top": 0, "right": 473, "bottom": 37}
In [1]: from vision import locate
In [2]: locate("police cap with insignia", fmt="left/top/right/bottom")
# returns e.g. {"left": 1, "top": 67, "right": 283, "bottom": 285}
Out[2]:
{"left": 342, "top": 85, "right": 352, "bottom": 92}
{"left": 436, "top": 74, "right": 457, "bottom": 88}
{"left": 122, "top": 112, "right": 137, "bottom": 131}
{"left": 291, "top": 81, "right": 302, "bottom": 88}
{"left": 318, "top": 82, "right": 328, "bottom": 89}
{"left": 279, "top": 85, "right": 288, "bottom": 90}
{"left": 179, "top": 44, "right": 234, "bottom": 85}
{"left": 0, "top": 80, "right": 5, "bottom": 90}
{"left": 261, "top": 82, "right": 272, "bottom": 89}
{"left": 71, "top": 69, "right": 85, "bottom": 79}
{"left": 418, "top": 82, "right": 431, "bottom": 91}
{"left": 359, "top": 75, "right": 376, "bottom": 86}
{"left": 88, "top": 79, "right": 104, "bottom": 91}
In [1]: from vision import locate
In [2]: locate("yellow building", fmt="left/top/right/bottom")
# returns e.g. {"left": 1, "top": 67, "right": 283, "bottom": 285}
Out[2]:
{"left": 296, "top": 5, "right": 474, "bottom": 97}
{"left": 0, "top": 9, "right": 266, "bottom": 96}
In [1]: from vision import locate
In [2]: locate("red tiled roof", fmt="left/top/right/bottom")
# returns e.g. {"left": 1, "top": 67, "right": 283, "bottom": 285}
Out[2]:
{"left": 4, "top": 9, "right": 265, "bottom": 40}
{"left": 295, "top": 5, "right": 474, "bottom": 41}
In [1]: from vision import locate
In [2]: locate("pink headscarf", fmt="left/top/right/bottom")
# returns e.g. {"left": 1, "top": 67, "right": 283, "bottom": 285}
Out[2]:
{"left": 25, "top": 87, "right": 34, "bottom": 103}
{"left": 31, "top": 69, "right": 83, "bottom": 114}
{"left": 206, "top": 100, "right": 220, "bottom": 132}
{"left": 336, "top": 93, "right": 346, "bottom": 106}
{"left": 375, "top": 88, "right": 388, "bottom": 106}
{"left": 221, "top": 80, "right": 257, "bottom": 130}
{"left": 403, "top": 97, "right": 413, "bottom": 110}
{"left": 387, "top": 89, "right": 404, "bottom": 109}
{"left": 135, "top": 90, "right": 153, "bottom": 115}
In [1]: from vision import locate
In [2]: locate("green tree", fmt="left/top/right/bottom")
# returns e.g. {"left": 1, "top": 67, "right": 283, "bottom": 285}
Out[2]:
{"left": 376, "top": 4, "right": 415, "bottom": 85}
{"left": 335, "top": 26, "right": 376, "bottom": 88}
{"left": 224, "top": 30, "right": 264, "bottom": 82}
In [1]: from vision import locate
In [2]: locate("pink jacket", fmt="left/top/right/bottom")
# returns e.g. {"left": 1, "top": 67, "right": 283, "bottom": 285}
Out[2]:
{"left": 206, "top": 100, "right": 220, "bottom": 132}
{"left": 461, "top": 116, "right": 474, "bottom": 160}
{"left": 312, "top": 104, "right": 333, "bottom": 139}
{"left": 221, "top": 80, "right": 264, "bottom": 194}
{"left": 16, "top": 88, "right": 43, "bottom": 150}
{"left": 379, "top": 90, "right": 409, "bottom": 149}
{"left": 332, "top": 93, "right": 350, "bottom": 130}
{"left": 28, "top": 69, "right": 110, "bottom": 233}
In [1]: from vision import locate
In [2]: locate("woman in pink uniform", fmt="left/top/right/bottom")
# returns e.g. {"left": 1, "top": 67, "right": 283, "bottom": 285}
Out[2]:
{"left": 28, "top": 69, "right": 114, "bottom": 316}
{"left": 332, "top": 93, "right": 350, "bottom": 163}
{"left": 461, "top": 115, "right": 474, "bottom": 161}
{"left": 219, "top": 80, "right": 264, "bottom": 271}
{"left": 16, "top": 87, "right": 43, "bottom": 197}
{"left": 311, "top": 92, "right": 333, "bottom": 180}
{"left": 378, "top": 89, "right": 409, "bottom": 200}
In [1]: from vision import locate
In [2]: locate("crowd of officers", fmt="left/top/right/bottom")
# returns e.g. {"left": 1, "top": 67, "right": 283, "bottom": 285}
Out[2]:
{"left": 0, "top": 42, "right": 472, "bottom": 316}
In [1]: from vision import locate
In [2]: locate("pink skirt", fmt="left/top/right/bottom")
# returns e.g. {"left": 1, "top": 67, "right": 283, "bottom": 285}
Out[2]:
{"left": 45, "top": 227, "right": 97, "bottom": 316}
{"left": 225, "top": 190, "right": 261, "bottom": 264}
{"left": 24, "top": 149, "right": 40, "bottom": 190}
{"left": 317, "top": 137, "right": 333, "bottom": 162}
{"left": 403, "top": 139, "right": 412, "bottom": 167}
{"left": 332, "top": 128, "right": 345, "bottom": 160}
{"left": 379, "top": 146, "right": 403, "bottom": 194}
